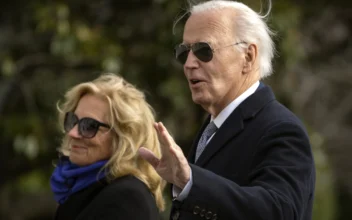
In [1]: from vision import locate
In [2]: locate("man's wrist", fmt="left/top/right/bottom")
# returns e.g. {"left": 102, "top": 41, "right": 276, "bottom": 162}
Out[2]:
{"left": 175, "top": 165, "right": 191, "bottom": 189}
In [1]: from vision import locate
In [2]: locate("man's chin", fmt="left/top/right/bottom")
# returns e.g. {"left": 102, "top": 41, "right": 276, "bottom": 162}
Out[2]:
{"left": 192, "top": 95, "right": 209, "bottom": 107}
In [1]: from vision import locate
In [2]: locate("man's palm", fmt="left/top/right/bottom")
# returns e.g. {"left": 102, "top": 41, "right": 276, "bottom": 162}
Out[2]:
{"left": 138, "top": 122, "right": 190, "bottom": 189}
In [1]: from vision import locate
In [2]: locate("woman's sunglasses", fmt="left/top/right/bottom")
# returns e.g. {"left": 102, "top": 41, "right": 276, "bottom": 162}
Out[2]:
{"left": 64, "top": 112, "right": 110, "bottom": 138}
{"left": 174, "top": 41, "right": 246, "bottom": 65}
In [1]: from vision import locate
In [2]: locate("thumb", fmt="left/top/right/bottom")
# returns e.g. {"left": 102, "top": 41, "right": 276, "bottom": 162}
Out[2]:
{"left": 138, "top": 147, "right": 160, "bottom": 168}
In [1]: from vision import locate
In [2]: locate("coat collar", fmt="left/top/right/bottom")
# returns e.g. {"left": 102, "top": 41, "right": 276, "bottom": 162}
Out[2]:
{"left": 187, "top": 84, "right": 276, "bottom": 166}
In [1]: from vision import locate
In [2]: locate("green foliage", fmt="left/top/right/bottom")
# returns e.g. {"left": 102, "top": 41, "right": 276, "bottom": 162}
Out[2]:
{"left": 16, "top": 170, "right": 52, "bottom": 193}
{"left": 0, "top": 0, "right": 345, "bottom": 219}
{"left": 310, "top": 132, "right": 337, "bottom": 220}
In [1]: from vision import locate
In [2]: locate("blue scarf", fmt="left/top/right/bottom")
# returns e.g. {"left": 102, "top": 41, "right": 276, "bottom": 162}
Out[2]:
{"left": 50, "top": 156, "right": 108, "bottom": 204}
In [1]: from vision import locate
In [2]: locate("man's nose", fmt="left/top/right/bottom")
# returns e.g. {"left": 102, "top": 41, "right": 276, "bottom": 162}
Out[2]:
{"left": 184, "top": 50, "right": 200, "bottom": 69}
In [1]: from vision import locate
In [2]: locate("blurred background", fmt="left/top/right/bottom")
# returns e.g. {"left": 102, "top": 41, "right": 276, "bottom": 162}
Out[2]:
{"left": 0, "top": 0, "right": 351, "bottom": 219}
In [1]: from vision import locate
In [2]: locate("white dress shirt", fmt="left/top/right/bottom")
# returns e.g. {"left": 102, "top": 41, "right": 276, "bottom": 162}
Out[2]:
{"left": 172, "top": 81, "right": 260, "bottom": 201}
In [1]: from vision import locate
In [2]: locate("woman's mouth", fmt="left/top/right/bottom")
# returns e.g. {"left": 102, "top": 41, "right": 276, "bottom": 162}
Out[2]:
{"left": 71, "top": 145, "right": 88, "bottom": 151}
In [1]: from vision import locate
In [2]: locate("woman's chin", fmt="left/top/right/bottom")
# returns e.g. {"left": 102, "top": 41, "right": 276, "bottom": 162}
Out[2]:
{"left": 69, "top": 154, "right": 89, "bottom": 166}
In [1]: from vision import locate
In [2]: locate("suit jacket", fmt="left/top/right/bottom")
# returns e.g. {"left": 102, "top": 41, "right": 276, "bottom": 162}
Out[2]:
{"left": 54, "top": 175, "right": 159, "bottom": 220}
{"left": 170, "top": 84, "right": 315, "bottom": 220}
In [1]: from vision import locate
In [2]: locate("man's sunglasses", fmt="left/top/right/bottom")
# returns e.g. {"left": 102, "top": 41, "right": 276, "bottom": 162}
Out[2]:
{"left": 64, "top": 112, "right": 110, "bottom": 138}
{"left": 174, "top": 41, "right": 246, "bottom": 65}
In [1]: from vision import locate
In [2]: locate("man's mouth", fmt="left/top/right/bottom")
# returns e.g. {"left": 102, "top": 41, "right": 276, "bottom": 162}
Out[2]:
{"left": 190, "top": 79, "right": 201, "bottom": 84}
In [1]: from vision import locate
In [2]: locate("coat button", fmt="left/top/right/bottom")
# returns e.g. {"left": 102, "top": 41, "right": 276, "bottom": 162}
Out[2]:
{"left": 200, "top": 209, "right": 206, "bottom": 217}
{"left": 212, "top": 214, "right": 218, "bottom": 220}
{"left": 193, "top": 206, "right": 200, "bottom": 215}
{"left": 205, "top": 211, "right": 213, "bottom": 219}
{"left": 172, "top": 211, "right": 180, "bottom": 220}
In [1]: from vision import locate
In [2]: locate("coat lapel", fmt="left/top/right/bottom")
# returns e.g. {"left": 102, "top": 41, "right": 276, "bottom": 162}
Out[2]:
{"left": 188, "top": 85, "right": 276, "bottom": 167}
{"left": 195, "top": 107, "right": 244, "bottom": 166}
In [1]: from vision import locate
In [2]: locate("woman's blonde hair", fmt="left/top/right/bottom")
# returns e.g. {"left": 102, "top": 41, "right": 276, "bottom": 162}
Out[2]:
{"left": 56, "top": 73, "right": 165, "bottom": 211}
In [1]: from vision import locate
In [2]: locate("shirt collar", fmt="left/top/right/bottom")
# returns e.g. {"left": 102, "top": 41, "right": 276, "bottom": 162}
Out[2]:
{"left": 212, "top": 81, "right": 260, "bottom": 128}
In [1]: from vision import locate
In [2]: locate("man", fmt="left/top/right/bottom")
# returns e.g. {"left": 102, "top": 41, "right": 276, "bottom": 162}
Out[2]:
{"left": 139, "top": 0, "right": 315, "bottom": 219}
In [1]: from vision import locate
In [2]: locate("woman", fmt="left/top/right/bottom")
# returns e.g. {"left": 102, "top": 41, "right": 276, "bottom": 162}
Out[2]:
{"left": 50, "top": 73, "right": 165, "bottom": 220}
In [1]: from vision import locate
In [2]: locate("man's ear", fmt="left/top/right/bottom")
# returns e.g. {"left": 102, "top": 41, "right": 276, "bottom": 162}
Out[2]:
{"left": 243, "top": 44, "right": 257, "bottom": 74}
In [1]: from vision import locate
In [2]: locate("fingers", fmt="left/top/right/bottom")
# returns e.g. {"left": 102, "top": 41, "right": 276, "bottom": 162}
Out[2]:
{"left": 138, "top": 147, "right": 160, "bottom": 168}
{"left": 154, "top": 122, "right": 177, "bottom": 156}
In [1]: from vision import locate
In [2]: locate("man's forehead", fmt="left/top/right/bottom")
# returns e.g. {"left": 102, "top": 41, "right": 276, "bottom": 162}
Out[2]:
{"left": 182, "top": 27, "right": 217, "bottom": 44}
{"left": 182, "top": 10, "right": 234, "bottom": 44}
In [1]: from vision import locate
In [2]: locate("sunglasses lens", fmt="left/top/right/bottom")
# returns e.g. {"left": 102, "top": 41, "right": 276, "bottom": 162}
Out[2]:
{"left": 193, "top": 42, "right": 213, "bottom": 62}
{"left": 79, "top": 118, "right": 99, "bottom": 138}
{"left": 64, "top": 112, "right": 78, "bottom": 132}
{"left": 175, "top": 45, "right": 190, "bottom": 64}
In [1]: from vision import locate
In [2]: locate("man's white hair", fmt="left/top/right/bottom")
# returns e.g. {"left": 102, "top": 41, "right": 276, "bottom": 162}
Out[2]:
{"left": 175, "top": 0, "right": 275, "bottom": 78}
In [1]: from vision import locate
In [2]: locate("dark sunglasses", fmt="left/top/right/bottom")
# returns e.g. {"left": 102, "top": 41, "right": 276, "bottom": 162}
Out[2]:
{"left": 64, "top": 112, "right": 110, "bottom": 138}
{"left": 174, "top": 41, "right": 246, "bottom": 64}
